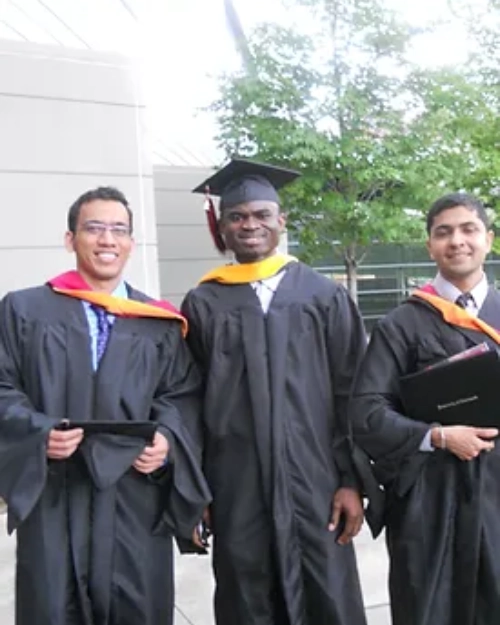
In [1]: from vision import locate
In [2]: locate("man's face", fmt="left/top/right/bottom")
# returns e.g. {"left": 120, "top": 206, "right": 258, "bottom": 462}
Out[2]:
{"left": 427, "top": 205, "right": 493, "bottom": 284}
{"left": 219, "top": 200, "right": 286, "bottom": 263}
{"left": 65, "top": 199, "right": 134, "bottom": 287}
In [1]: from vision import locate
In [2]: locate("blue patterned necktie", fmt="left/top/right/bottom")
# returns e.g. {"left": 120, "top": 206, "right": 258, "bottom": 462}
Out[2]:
{"left": 91, "top": 305, "right": 111, "bottom": 366}
{"left": 455, "top": 292, "right": 473, "bottom": 309}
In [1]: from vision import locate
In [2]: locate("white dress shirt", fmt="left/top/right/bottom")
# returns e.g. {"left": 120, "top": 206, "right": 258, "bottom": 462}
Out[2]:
{"left": 251, "top": 271, "right": 286, "bottom": 313}
{"left": 432, "top": 272, "right": 488, "bottom": 317}
{"left": 232, "top": 253, "right": 287, "bottom": 313}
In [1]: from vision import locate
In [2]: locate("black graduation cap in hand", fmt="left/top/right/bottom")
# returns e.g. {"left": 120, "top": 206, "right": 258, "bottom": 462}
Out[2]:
{"left": 192, "top": 158, "right": 300, "bottom": 253}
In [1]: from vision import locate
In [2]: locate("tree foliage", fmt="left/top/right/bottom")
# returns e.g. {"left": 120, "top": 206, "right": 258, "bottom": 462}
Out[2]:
{"left": 212, "top": 0, "right": 500, "bottom": 299}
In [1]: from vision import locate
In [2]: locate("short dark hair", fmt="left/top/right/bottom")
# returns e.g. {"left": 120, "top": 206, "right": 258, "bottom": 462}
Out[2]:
{"left": 67, "top": 186, "right": 133, "bottom": 233}
{"left": 426, "top": 192, "right": 489, "bottom": 234}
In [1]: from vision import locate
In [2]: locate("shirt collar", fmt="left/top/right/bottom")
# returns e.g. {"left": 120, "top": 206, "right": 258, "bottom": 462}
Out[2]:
{"left": 432, "top": 272, "right": 488, "bottom": 310}
{"left": 82, "top": 280, "right": 128, "bottom": 309}
{"left": 112, "top": 280, "right": 128, "bottom": 299}
{"left": 232, "top": 251, "right": 284, "bottom": 286}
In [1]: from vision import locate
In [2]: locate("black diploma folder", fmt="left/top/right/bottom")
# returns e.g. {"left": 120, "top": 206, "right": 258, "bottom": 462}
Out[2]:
{"left": 400, "top": 349, "right": 500, "bottom": 428}
{"left": 57, "top": 420, "right": 157, "bottom": 442}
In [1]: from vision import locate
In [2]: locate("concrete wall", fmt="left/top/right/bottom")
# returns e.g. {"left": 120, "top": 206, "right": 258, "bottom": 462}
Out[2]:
{"left": 0, "top": 39, "right": 159, "bottom": 296}
{"left": 154, "top": 165, "right": 223, "bottom": 305}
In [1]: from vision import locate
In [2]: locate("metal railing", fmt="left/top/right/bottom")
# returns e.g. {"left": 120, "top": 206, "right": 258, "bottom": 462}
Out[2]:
{"left": 314, "top": 259, "right": 500, "bottom": 331}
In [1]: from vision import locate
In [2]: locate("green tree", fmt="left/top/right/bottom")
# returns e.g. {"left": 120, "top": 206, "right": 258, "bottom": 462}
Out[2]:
{"left": 431, "top": 0, "right": 500, "bottom": 249}
{"left": 447, "top": 0, "right": 500, "bottom": 207}
{"left": 214, "top": 0, "right": 496, "bottom": 301}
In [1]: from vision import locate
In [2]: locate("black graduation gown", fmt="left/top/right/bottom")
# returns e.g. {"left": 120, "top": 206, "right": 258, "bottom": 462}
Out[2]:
{"left": 0, "top": 284, "right": 211, "bottom": 625}
{"left": 181, "top": 261, "right": 367, "bottom": 625}
{"left": 349, "top": 288, "right": 500, "bottom": 625}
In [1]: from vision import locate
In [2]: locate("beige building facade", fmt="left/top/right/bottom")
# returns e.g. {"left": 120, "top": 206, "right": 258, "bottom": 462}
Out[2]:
{"left": 154, "top": 165, "right": 222, "bottom": 305}
{"left": 0, "top": 37, "right": 224, "bottom": 304}
{"left": 0, "top": 38, "right": 160, "bottom": 297}
{"left": 0, "top": 1, "right": 239, "bottom": 304}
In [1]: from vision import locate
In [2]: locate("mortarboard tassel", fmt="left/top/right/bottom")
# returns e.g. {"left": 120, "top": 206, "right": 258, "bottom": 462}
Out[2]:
{"left": 204, "top": 188, "right": 226, "bottom": 253}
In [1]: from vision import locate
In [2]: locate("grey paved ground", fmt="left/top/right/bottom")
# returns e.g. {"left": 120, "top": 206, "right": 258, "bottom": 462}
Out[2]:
{"left": 0, "top": 516, "right": 390, "bottom": 624}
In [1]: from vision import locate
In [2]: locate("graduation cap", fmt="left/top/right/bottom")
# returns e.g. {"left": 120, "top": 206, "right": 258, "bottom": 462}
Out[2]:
{"left": 193, "top": 158, "right": 300, "bottom": 253}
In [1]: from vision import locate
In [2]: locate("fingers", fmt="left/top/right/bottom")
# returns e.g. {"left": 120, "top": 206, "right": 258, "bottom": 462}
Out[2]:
{"left": 475, "top": 428, "right": 499, "bottom": 440}
{"left": 203, "top": 507, "right": 212, "bottom": 529}
{"left": 47, "top": 428, "right": 84, "bottom": 460}
{"left": 133, "top": 460, "right": 155, "bottom": 474}
{"left": 463, "top": 435, "right": 496, "bottom": 460}
{"left": 336, "top": 529, "right": 354, "bottom": 546}
{"left": 133, "top": 459, "right": 160, "bottom": 474}
{"left": 133, "top": 452, "right": 166, "bottom": 474}
{"left": 50, "top": 428, "right": 84, "bottom": 444}
{"left": 136, "top": 445, "right": 166, "bottom": 464}
{"left": 47, "top": 444, "right": 81, "bottom": 460}
{"left": 138, "top": 445, "right": 156, "bottom": 458}
{"left": 336, "top": 514, "right": 363, "bottom": 546}
{"left": 444, "top": 426, "right": 497, "bottom": 461}
{"left": 134, "top": 434, "right": 169, "bottom": 473}
{"left": 152, "top": 432, "right": 169, "bottom": 452}
{"left": 351, "top": 514, "right": 364, "bottom": 538}
{"left": 192, "top": 527, "right": 205, "bottom": 549}
{"left": 477, "top": 438, "right": 495, "bottom": 452}
{"left": 192, "top": 523, "right": 210, "bottom": 550}
{"left": 328, "top": 498, "right": 342, "bottom": 532}
{"left": 328, "top": 489, "right": 364, "bottom": 544}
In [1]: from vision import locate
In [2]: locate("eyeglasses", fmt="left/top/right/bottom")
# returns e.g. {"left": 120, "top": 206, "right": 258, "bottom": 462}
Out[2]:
{"left": 79, "top": 222, "right": 131, "bottom": 238}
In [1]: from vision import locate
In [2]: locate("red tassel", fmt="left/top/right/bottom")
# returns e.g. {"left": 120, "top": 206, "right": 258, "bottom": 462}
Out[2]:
{"left": 204, "top": 191, "right": 226, "bottom": 253}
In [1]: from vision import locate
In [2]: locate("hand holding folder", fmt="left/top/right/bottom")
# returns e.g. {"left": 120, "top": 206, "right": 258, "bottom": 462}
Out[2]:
{"left": 400, "top": 345, "right": 500, "bottom": 428}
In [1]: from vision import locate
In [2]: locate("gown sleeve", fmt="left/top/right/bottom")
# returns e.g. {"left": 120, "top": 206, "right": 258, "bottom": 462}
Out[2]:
{"left": 0, "top": 293, "right": 59, "bottom": 533}
{"left": 349, "top": 314, "right": 433, "bottom": 526}
{"left": 325, "top": 286, "right": 367, "bottom": 489}
{"left": 350, "top": 316, "right": 431, "bottom": 466}
{"left": 149, "top": 320, "right": 211, "bottom": 540}
{"left": 326, "top": 287, "right": 390, "bottom": 535}
{"left": 180, "top": 290, "right": 210, "bottom": 376}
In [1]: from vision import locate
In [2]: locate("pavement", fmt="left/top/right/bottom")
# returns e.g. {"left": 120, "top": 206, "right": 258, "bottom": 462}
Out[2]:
{"left": 0, "top": 512, "right": 390, "bottom": 624}
{"left": 175, "top": 524, "right": 391, "bottom": 625}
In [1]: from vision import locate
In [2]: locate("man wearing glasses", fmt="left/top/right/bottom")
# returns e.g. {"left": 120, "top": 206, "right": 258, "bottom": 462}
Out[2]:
{"left": 0, "top": 187, "right": 210, "bottom": 625}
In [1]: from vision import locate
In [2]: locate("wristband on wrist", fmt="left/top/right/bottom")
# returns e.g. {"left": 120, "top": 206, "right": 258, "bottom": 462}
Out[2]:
{"left": 439, "top": 425, "right": 446, "bottom": 450}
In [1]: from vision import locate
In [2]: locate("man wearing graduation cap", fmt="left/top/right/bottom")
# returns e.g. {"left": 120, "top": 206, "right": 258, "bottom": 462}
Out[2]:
{"left": 182, "top": 159, "right": 369, "bottom": 625}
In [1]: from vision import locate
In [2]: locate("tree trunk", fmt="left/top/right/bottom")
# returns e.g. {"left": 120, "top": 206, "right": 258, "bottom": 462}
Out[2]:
{"left": 344, "top": 246, "right": 358, "bottom": 304}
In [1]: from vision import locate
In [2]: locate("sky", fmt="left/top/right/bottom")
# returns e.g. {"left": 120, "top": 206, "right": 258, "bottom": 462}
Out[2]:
{"left": 141, "top": 0, "right": 474, "bottom": 165}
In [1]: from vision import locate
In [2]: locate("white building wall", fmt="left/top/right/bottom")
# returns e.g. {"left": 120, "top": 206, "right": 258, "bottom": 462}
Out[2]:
{"left": 0, "top": 39, "right": 159, "bottom": 296}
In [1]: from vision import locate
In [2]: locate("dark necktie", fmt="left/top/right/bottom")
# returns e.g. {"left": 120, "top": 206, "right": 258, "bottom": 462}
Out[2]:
{"left": 455, "top": 292, "right": 473, "bottom": 309}
{"left": 91, "top": 305, "right": 111, "bottom": 365}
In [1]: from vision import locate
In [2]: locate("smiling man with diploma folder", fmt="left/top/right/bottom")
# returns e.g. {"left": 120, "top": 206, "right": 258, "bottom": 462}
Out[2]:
{"left": 0, "top": 187, "right": 210, "bottom": 625}
{"left": 350, "top": 193, "right": 500, "bottom": 625}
